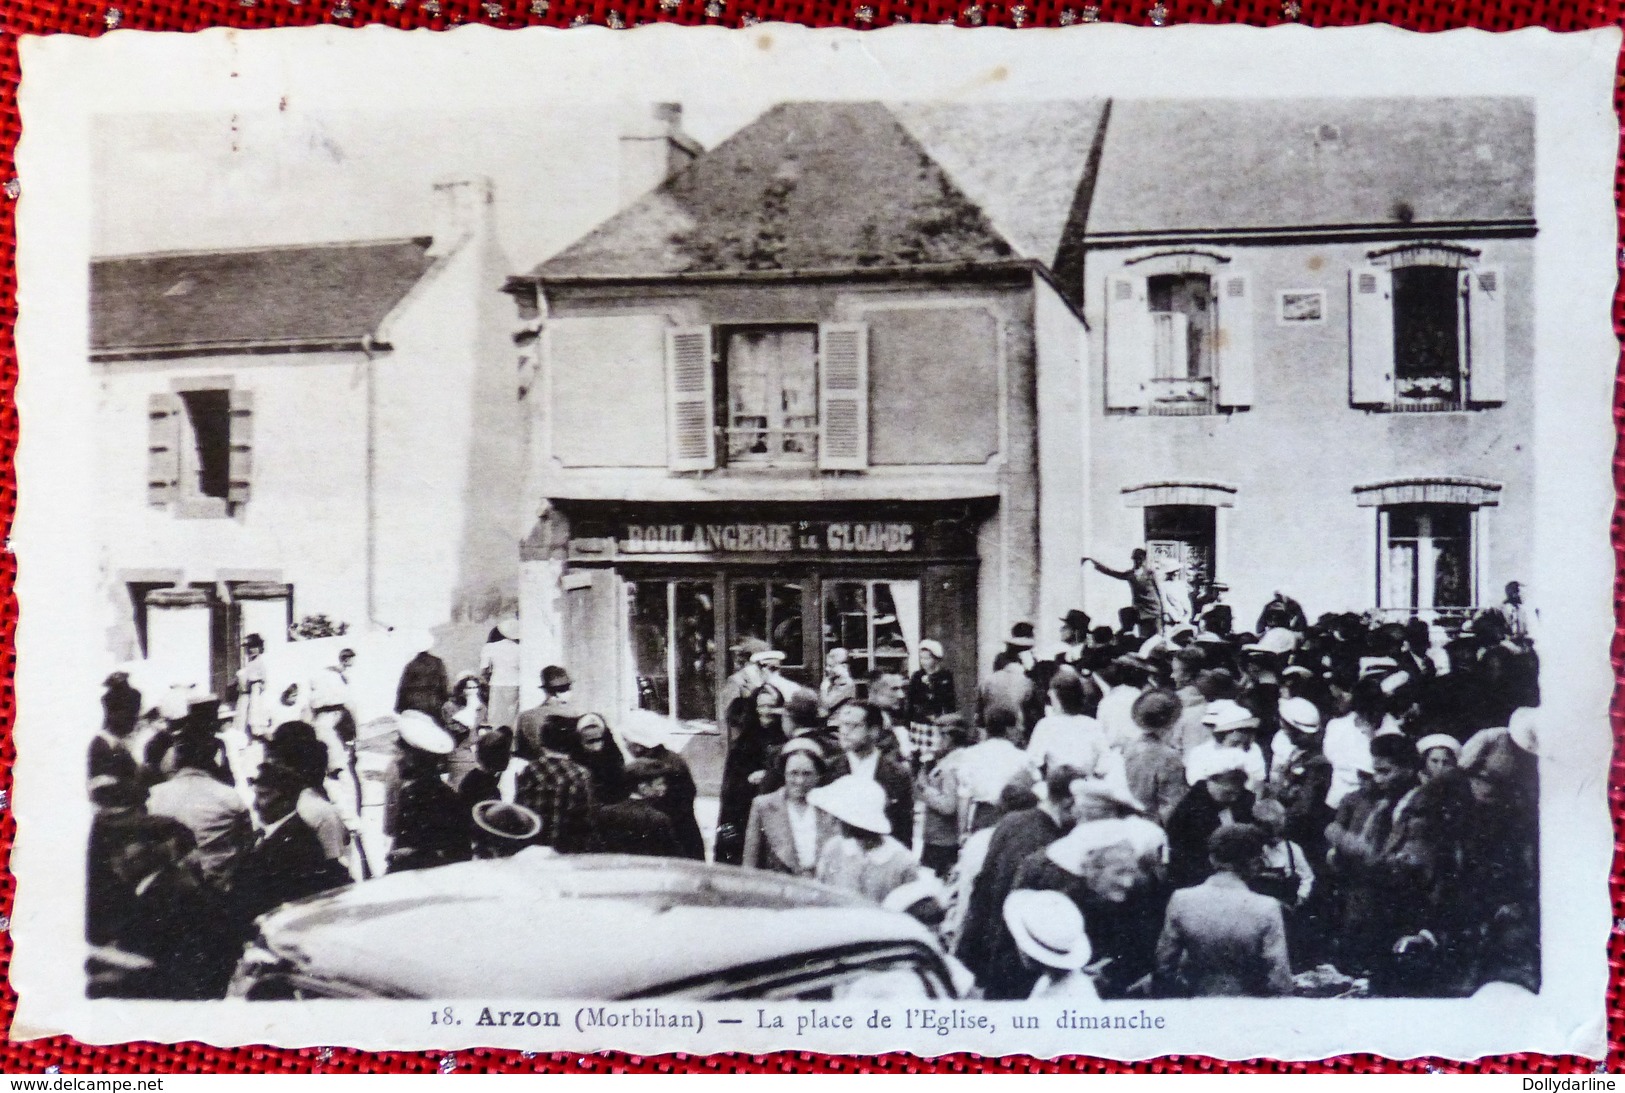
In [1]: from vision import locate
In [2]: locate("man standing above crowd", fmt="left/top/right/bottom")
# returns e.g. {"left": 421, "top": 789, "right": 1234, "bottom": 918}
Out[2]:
{"left": 1085, "top": 551, "right": 1164, "bottom": 638}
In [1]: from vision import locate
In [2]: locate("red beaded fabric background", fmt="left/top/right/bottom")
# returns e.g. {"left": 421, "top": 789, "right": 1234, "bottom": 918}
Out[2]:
{"left": 0, "top": 0, "right": 1617, "bottom": 1074}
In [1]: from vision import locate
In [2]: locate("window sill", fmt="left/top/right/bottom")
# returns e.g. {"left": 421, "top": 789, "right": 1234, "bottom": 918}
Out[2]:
{"left": 174, "top": 498, "right": 235, "bottom": 520}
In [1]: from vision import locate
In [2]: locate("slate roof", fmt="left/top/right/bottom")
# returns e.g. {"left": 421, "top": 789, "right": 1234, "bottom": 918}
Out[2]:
{"left": 91, "top": 238, "right": 438, "bottom": 357}
{"left": 1085, "top": 97, "right": 1535, "bottom": 237}
{"left": 528, "top": 96, "right": 1532, "bottom": 289}
{"left": 530, "top": 102, "right": 1022, "bottom": 281}
{"left": 888, "top": 100, "right": 1109, "bottom": 266}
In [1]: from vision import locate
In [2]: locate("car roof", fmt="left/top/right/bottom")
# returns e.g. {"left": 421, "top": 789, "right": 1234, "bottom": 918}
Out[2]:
{"left": 254, "top": 850, "right": 940, "bottom": 999}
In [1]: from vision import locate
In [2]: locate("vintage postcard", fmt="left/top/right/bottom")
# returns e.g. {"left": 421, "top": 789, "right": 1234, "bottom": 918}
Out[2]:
{"left": 9, "top": 22, "right": 1619, "bottom": 1060}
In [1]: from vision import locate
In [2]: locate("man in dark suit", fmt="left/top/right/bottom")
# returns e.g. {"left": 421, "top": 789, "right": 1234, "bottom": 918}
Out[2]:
{"left": 395, "top": 640, "right": 451, "bottom": 721}
{"left": 232, "top": 759, "right": 352, "bottom": 939}
{"left": 90, "top": 813, "right": 238, "bottom": 1000}
{"left": 828, "top": 703, "right": 914, "bottom": 849}
{"left": 953, "top": 765, "right": 1082, "bottom": 996}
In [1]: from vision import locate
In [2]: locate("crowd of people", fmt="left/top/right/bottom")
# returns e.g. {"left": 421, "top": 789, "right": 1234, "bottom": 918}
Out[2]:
{"left": 85, "top": 572, "right": 1543, "bottom": 1003}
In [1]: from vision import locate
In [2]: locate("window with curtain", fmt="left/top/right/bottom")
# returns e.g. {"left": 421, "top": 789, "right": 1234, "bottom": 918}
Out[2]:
{"left": 1381, "top": 504, "right": 1474, "bottom": 619}
{"left": 724, "top": 327, "right": 819, "bottom": 466}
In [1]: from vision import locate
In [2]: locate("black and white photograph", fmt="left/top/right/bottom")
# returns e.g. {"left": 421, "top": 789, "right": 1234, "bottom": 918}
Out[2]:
{"left": 10, "top": 24, "right": 1617, "bottom": 1058}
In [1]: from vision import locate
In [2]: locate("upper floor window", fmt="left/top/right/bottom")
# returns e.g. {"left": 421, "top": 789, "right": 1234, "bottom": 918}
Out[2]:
{"left": 723, "top": 327, "right": 819, "bottom": 466}
{"left": 148, "top": 383, "right": 254, "bottom": 517}
{"left": 1105, "top": 256, "right": 1254, "bottom": 416}
{"left": 1350, "top": 245, "right": 1506, "bottom": 412}
{"left": 664, "top": 322, "right": 869, "bottom": 473}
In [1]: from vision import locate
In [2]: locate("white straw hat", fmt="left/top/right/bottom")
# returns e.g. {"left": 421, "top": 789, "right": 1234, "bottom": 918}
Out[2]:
{"left": 807, "top": 774, "right": 891, "bottom": 835}
{"left": 1002, "top": 889, "right": 1093, "bottom": 971}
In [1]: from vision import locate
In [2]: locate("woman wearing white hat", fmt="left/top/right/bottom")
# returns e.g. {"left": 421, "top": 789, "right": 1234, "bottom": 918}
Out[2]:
{"left": 1002, "top": 889, "right": 1100, "bottom": 1000}
{"left": 808, "top": 774, "right": 920, "bottom": 904}
{"left": 480, "top": 617, "right": 523, "bottom": 732}
{"left": 1415, "top": 733, "right": 1463, "bottom": 784}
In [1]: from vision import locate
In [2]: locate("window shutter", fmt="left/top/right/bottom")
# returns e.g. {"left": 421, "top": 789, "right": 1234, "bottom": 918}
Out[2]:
{"left": 1105, "top": 275, "right": 1153, "bottom": 410}
{"left": 818, "top": 322, "right": 869, "bottom": 471}
{"left": 227, "top": 389, "right": 254, "bottom": 505}
{"left": 1214, "top": 273, "right": 1255, "bottom": 409}
{"left": 1465, "top": 267, "right": 1507, "bottom": 405}
{"left": 1349, "top": 268, "right": 1395, "bottom": 407}
{"left": 664, "top": 327, "right": 715, "bottom": 471}
{"left": 146, "top": 393, "right": 182, "bottom": 508}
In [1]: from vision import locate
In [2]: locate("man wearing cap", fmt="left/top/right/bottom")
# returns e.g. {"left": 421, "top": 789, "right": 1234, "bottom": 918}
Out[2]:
{"left": 1184, "top": 699, "right": 1267, "bottom": 795}
{"left": 231, "top": 758, "right": 352, "bottom": 936}
{"left": 1085, "top": 550, "right": 1165, "bottom": 639}
{"left": 1268, "top": 696, "right": 1323, "bottom": 785}
{"left": 384, "top": 711, "right": 470, "bottom": 874}
{"left": 720, "top": 638, "right": 770, "bottom": 717}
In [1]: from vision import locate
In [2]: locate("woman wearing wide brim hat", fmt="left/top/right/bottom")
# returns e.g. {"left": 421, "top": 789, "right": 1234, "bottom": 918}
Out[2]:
{"left": 807, "top": 775, "right": 920, "bottom": 904}
{"left": 1001, "top": 889, "right": 1101, "bottom": 1000}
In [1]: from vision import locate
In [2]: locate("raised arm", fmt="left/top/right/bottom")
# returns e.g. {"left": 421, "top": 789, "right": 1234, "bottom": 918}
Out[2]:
{"left": 1089, "top": 557, "right": 1134, "bottom": 582}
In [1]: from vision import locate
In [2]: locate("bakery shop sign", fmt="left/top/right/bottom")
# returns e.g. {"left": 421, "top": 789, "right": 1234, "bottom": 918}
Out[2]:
{"left": 621, "top": 520, "right": 917, "bottom": 555}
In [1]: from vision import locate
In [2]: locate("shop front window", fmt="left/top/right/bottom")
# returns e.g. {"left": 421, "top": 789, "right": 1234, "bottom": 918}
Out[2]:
{"left": 627, "top": 580, "right": 717, "bottom": 725}
{"left": 821, "top": 579, "right": 919, "bottom": 684}
{"left": 731, "top": 579, "right": 805, "bottom": 668}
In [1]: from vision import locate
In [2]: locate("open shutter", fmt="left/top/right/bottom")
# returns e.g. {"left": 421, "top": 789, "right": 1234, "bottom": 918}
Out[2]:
{"left": 1214, "top": 273, "right": 1255, "bottom": 409}
{"left": 1465, "top": 267, "right": 1506, "bottom": 405}
{"left": 146, "top": 393, "right": 182, "bottom": 508}
{"left": 1349, "top": 268, "right": 1395, "bottom": 407}
{"left": 1105, "top": 275, "right": 1153, "bottom": 410}
{"left": 818, "top": 322, "right": 869, "bottom": 471}
{"left": 664, "top": 327, "right": 715, "bottom": 471}
{"left": 227, "top": 389, "right": 254, "bottom": 505}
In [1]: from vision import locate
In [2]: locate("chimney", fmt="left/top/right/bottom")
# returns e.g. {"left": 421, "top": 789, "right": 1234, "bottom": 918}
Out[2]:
{"left": 618, "top": 103, "right": 700, "bottom": 208}
{"left": 427, "top": 176, "right": 494, "bottom": 258}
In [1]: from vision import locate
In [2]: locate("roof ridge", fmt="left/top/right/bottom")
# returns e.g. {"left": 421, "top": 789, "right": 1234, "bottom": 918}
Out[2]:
{"left": 93, "top": 235, "right": 434, "bottom": 264}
